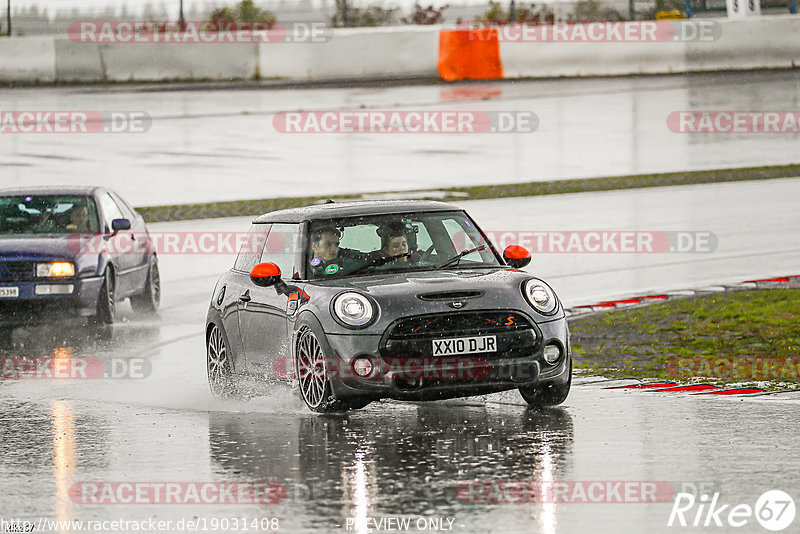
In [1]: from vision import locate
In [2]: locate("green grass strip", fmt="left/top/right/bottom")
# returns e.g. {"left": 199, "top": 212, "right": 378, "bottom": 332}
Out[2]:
{"left": 570, "top": 289, "right": 800, "bottom": 386}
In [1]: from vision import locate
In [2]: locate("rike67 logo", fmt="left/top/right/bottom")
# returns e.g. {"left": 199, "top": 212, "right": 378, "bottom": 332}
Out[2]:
{"left": 668, "top": 490, "right": 795, "bottom": 531}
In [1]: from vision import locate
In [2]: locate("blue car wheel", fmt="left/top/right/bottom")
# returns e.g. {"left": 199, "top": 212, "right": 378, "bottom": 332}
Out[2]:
{"left": 131, "top": 256, "right": 161, "bottom": 314}
{"left": 91, "top": 268, "right": 116, "bottom": 325}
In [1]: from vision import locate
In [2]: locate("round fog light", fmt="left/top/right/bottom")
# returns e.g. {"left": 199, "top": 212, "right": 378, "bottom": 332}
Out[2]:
{"left": 543, "top": 344, "right": 562, "bottom": 365}
{"left": 353, "top": 357, "right": 373, "bottom": 377}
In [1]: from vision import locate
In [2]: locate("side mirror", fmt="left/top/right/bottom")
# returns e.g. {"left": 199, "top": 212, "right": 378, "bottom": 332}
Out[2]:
{"left": 250, "top": 262, "right": 282, "bottom": 287}
{"left": 107, "top": 218, "right": 131, "bottom": 239}
{"left": 111, "top": 218, "right": 131, "bottom": 232}
{"left": 503, "top": 245, "right": 531, "bottom": 269}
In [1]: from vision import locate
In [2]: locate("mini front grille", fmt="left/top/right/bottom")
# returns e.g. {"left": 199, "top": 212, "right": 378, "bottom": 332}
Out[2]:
{"left": 381, "top": 311, "right": 539, "bottom": 362}
{"left": 417, "top": 290, "right": 484, "bottom": 301}
{"left": 388, "top": 311, "right": 532, "bottom": 339}
{"left": 0, "top": 261, "right": 34, "bottom": 282}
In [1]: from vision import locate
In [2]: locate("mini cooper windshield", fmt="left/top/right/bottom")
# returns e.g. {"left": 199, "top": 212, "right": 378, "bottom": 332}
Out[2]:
{"left": 306, "top": 211, "right": 501, "bottom": 279}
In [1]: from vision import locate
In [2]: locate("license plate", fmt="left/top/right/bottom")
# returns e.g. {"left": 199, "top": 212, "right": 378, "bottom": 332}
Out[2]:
{"left": 432, "top": 335, "right": 497, "bottom": 356}
{"left": 0, "top": 287, "right": 19, "bottom": 298}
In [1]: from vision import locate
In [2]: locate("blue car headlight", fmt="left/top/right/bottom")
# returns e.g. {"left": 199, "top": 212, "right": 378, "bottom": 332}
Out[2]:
{"left": 36, "top": 262, "right": 75, "bottom": 277}
{"left": 523, "top": 279, "right": 558, "bottom": 315}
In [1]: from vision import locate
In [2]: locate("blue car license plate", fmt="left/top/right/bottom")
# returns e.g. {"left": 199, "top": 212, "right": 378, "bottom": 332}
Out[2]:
{"left": 0, "top": 287, "right": 19, "bottom": 298}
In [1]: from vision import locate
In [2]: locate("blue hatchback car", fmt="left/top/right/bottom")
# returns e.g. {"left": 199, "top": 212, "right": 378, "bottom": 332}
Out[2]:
{"left": 0, "top": 187, "right": 160, "bottom": 344}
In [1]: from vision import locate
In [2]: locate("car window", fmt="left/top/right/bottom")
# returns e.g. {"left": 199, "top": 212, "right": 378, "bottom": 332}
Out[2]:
{"left": 415, "top": 223, "right": 433, "bottom": 252}
{"left": 261, "top": 223, "right": 300, "bottom": 279}
{"left": 441, "top": 217, "right": 491, "bottom": 263}
{"left": 234, "top": 224, "right": 271, "bottom": 273}
{"left": 0, "top": 195, "right": 101, "bottom": 235}
{"left": 338, "top": 222, "right": 433, "bottom": 255}
{"left": 339, "top": 223, "right": 379, "bottom": 252}
{"left": 109, "top": 192, "right": 137, "bottom": 221}
{"left": 306, "top": 211, "right": 499, "bottom": 280}
{"left": 99, "top": 193, "right": 125, "bottom": 231}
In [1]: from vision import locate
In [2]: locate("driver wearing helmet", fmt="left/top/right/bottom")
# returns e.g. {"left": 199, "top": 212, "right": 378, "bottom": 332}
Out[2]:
{"left": 309, "top": 226, "right": 345, "bottom": 276}
{"left": 308, "top": 226, "right": 367, "bottom": 276}
{"left": 66, "top": 205, "right": 91, "bottom": 232}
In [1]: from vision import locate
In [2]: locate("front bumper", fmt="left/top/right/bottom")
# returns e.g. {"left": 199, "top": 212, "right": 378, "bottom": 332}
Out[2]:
{"left": 322, "top": 315, "right": 570, "bottom": 401}
{"left": 0, "top": 276, "right": 104, "bottom": 326}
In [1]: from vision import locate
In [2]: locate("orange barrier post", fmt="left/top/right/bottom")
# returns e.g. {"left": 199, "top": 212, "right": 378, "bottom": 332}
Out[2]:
{"left": 437, "top": 27, "right": 503, "bottom": 82}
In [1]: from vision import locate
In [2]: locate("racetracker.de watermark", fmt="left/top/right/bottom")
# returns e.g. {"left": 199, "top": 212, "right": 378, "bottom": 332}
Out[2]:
{"left": 66, "top": 231, "right": 280, "bottom": 256}
{"left": 666, "top": 357, "right": 800, "bottom": 381}
{"left": 667, "top": 111, "right": 800, "bottom": 133}
{"left": 0, "top": 357, "right": 151, "bottom": 380}
{"left": 69, "top": 482, "right": 286, "bottom": 505}
{"left": 0, "top": 111, "right": 151, "bottom": 134}
{"left": 483, "top": 230, "right": 718, "bottom": 253}
{"left": 460, "top": 20, "right": 721, "bottom": 42}
{"left": 272, "top": 111, "right": 538, "bottom": 133}
{"left": 66, "top": 230, "right": 717, "bottom": 255}
{"left": 271, "top": 355, "right": 542, "bottom": 382}
{"left": 68, "top": 21, "right": 332, "bottom": 44}
{"left": 458, "top": 481, "right": 680, "bottom": 503}
{"left": 2, "top": 517, "right": 280, "bottom": 533}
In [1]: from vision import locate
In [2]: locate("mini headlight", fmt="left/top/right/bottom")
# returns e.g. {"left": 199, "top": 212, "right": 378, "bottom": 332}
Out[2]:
{"left": 36, "top": 262, "right": 75, "bottom": 277}
{"left": 523, "top": 279, "right": 558, "bottom": 315}
{"left": 333, "top": 292, "right": 375, "bottom": 327}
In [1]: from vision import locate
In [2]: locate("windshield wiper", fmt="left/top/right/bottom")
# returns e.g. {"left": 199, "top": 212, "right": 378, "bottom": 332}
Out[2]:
{"left": 347, "top": 251, "right": 415, "bottom": 276}
{"left": 436, "top": 245, "right": 487, "bottom": 270}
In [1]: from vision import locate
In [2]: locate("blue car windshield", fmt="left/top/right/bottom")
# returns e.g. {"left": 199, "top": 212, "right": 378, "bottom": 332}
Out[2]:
{"left": 0, "top": 195, "right": 101, "bottom": 235}
{"left": 306, "top": 211, "right": 501, "bottom": 280}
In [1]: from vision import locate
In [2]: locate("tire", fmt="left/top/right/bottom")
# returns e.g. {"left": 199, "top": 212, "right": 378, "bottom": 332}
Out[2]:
{"left": 131, "top": 256, "right": 161, "bottom": 314}
{"left": 519, "top": 360, "right": 572, "bottom": 407}
{"left": 295, "top": 326, "right": 368, "bottom": 413}
{"left": 91, "top": 268, "right": 116, "bottom": 325}
{"left": 207, "top": 324, "right": 240, "bottom": 399}
{"left": 0, "top": 327, "right": 12, "bottom": 350}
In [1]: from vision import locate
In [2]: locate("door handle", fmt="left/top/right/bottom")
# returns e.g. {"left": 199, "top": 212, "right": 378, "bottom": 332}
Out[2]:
{"left": 239, "top": 290, "right": 251, "bottom": 303}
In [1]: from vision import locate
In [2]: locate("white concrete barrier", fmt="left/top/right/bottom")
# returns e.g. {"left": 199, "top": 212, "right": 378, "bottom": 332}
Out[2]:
{"left": 1, "top": 17, "right": 799, "bottom": 84}
{"left": 258, "top": 26, "right": 440, "bottom": 80}
{"left": 54, "top": 40, "right": 105, "bottom": 82}
{"left": 501, "top": 41, "right": 687, "bottom": 78}
{"left": 0, "top": 36, "right": 56, "bottom": 82}
{"left": 101, "top": 42, "right": 259, "bottom": 81}
{"left": 687, "top": 15, "right": 800, "bottom": 72}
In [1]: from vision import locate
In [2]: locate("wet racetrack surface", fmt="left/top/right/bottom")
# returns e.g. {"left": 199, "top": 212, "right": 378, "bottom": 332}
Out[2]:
{"left": 2, "top": 70, "right": 800, "bottom": 206}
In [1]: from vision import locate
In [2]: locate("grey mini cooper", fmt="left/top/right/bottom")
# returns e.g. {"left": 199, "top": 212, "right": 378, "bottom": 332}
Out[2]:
{"left": 205, "top": 200, "right": 570, "bottom": 412}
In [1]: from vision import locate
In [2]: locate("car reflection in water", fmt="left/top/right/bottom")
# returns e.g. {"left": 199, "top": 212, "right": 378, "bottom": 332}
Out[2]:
{"left": 208, "top": 404, "right": 573, "bottom": 533}
{"left": 0, "top": 398, "right": 111, "bottom": 521}
{"left": 1, "top": 321, "right": 113, "bottom": 352}
{"left": 0, "top": 316, "right": 161, "bottom": 385}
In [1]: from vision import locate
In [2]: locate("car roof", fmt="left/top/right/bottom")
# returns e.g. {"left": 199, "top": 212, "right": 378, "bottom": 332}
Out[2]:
{"left": 253, "top": 200, "right": 463, "bottom": 224}
{"left": 0, "top": 186, "right": 105, "bottom": 196}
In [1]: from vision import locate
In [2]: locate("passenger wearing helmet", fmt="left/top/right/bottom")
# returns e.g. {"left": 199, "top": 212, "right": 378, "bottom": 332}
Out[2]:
{"left": 376, "top": 221, "right": 420, "bottom": 264}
